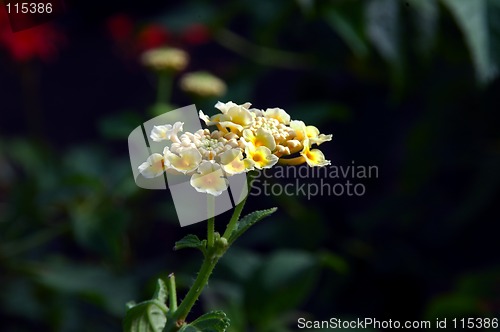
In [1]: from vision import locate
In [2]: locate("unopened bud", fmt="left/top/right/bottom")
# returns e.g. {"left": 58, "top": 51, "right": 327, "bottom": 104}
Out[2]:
{"left": 180, "top": 71, "right": 227, "bottom": 98}
{"left": 141, "top": 47, "right": 189, "bottom": 72}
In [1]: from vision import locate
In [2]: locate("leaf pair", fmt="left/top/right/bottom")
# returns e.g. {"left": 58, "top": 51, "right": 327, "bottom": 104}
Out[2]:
{"left": 174, "top": 207, "right": 278, "bottom": 252}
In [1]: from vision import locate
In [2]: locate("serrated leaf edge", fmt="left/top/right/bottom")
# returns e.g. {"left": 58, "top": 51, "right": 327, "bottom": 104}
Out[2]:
{"left": 228, "top": 207, "right": 277, "bottom": 244}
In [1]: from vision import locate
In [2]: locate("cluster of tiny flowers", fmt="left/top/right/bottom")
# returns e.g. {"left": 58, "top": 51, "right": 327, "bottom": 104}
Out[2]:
{"left": 138, "top": 101, "right": 332, "bottom": 196}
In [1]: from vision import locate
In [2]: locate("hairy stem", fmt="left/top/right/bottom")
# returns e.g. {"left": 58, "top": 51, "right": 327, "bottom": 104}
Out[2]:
{"left": 207, "top": 195, "right": 215, "bottom": 248}
{"left": 167, "top": 273, "right": 178, "bottom": 311}
{"left": 164, "top": 254, "right": 218, "bottom": 331}
{"left": 222, "top": 171, "right": 255, "bottom": 239}
{"left": 165, "top": 197, "right": 248, "bottom": 331}
{"left": 222, "top": 196, "right": 247, "bottom": 240}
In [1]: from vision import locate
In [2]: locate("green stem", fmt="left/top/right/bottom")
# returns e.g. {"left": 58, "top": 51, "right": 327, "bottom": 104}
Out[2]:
{"left": 222, "top": 171, "right": 256, "bottom": 239}
{"left": 164, "top": 255, "right": 218, "bottom": 331}
{"left": 207, "top": 217, "right": 215, "bottom": 248}
{"left": 222, "top": 196, "right": 247, "bottom": 240}
{"left": 167, "top": 273, "right": 178, "bottom": 311}
{"left": 157, "top": 71, "right": 173, "bottom": 105}
{"left": 207, "top": 195, "right": 215, "bottom": 248}
{"left": 214, "top": 29, "right": 309, "bottom": 69}
{"left": 165, "top": 197, "right": 248, "bottom": 331}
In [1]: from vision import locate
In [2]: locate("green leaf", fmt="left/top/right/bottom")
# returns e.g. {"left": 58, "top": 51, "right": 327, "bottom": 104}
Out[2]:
{"left": 318, "top": 251, "right": 350, "bottom": 275}
{"left": 124, "top": 279, "right": 169, "bottom": 332}
{"left": 0, "top": 279, "right": 44, "bottom": 321}
{"left": 174, "top": 234, "right": 206, "bottom": 253}
{"left": 32, "top": 260, "right": 137, "bottom": 317}
{"left": 296, "top": 0, "right": 315, "bottom": 17}
{"left": 488, "top": 0, "right": 500, "bottom": 72}
{"left": 366, "top": 0, "right": 401, "bottom": 63}
{"left": 365, "top": 0, "right": 405, "bottom": 88}
{"left": 441, "top": 0, "right": 498, "bottom": 83}
{"left": 323, "top": 0, "right": 369, "bottom": 58}
{"left": 153, "top": 279, "right": 168, "bottom": 304}
{"left": 219, "top": 248, "right": 262, "bottom": 282}
{"left": 228, "top": 208, "right": 277, "bottom": 244}
{"left": 425, "top": 269, "right": 500, "bottom": 320}
{"left": 178, "top": 310, "right": 230, "bottom": 332}
{"left": 407, "top": 0, "right": 439, "bottom": 56}
{"left": 123, "top": 300, "right": 167, "bottom": 332}
{"left": 244, "top": 250, "right": 319, "bottom": 327}
{"left": 98, "top": 111, "right": 143, "bottom": 140}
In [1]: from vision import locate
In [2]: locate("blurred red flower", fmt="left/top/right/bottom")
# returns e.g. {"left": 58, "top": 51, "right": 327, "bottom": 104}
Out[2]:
{"left": 106, "top": 13, "right": 134, "bottom": 43}
{"left": 0, "top": 6, "right": 64, "bottom": 63}
{"left": 181, "top": 24, "right": 210, "bottom": 45}
{"left": 137, "top": 24, "right": 170, "bottom": 51}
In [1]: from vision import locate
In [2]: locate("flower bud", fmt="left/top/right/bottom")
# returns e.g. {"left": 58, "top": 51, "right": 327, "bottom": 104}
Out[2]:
{"left": 286, "top": 139, "right": 302, "bottom": 150}
{"left": 275, "top": 144, "right": 291, "bottom": 156}
{"left": 180, "top": 71, "right": 227, "bottom": 98}
{"left": 141, "top": 47, "right": 189, "bottom": 72}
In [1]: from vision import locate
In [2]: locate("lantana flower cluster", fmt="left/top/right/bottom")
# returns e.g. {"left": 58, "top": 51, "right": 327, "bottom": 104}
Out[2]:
{"left": 139, "top": 101, "right": 332, "bottom": 196}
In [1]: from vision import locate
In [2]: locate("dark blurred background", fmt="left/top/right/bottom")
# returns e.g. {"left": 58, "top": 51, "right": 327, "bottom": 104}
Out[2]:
{"left": 1, "top": 0, "right": 500, "bottom": 331}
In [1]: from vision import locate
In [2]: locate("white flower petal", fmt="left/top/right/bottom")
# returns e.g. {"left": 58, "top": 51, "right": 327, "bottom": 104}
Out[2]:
{"left": 245, "top": 145, "right": 279, "bottom": 169}
{"left": 165, "top": 147, "right": 202, "bottom": 174}
{"left": 311, "top": 134, "right": 333, "bottom": 146}
{"left": 150, "top": 122, "right": 184, "bottom": 142}
{"left": 264, "top": 107, "right": 291, "bottom": 125}
{"left": 215, "top": 101, "right": 237, "bottom": 114}
{"left": 219, "top": 121, "right": 244, "bottom": 133}
{"left": 190, "top": 161, "right": 228, "bottom": 196}
{"left": 220, "top": 149, "right": 246, "bottom": 175}
{"left": 290, "top": 120, "right": 307, "bottom": 142}
{"left": 199, "top": 110, "right": 214, "bottom": 126}
{"left": 150, "top": 125, "right": 171, "bottom": 142}
{"left": 138, "top": 153, "right": 165, "bottom": 178}
{"left": 215, "top": 101, "right": 252, "bottom": 114}
{"left": 300, "top": 141, "right": 330, "bottom": 167}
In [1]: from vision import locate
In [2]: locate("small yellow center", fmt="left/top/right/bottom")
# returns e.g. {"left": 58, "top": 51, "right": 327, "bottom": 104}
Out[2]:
{"left": 253, "top": 154, "right": 263, "bottom": 162}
